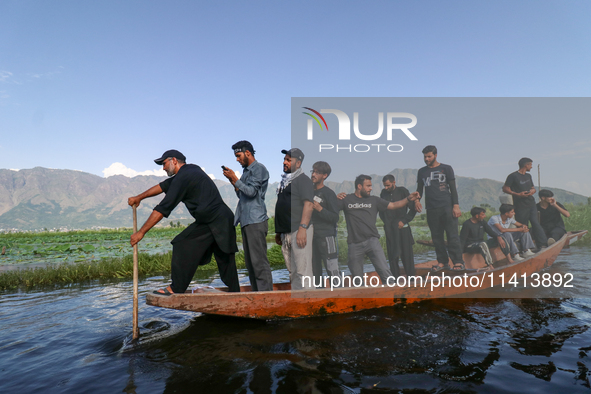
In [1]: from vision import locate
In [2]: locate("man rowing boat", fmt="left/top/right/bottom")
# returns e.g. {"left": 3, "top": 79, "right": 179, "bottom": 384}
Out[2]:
{"left": 128, "top": 149, "right": 240, "bottom": 295}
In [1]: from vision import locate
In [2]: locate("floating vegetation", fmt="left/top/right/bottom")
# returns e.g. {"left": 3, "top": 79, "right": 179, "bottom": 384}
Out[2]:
{"left": 0, "top": 227, "right": 174, "bottom": 265}
{"left": 0, "top": 246, "right": 287, "bottom": 291}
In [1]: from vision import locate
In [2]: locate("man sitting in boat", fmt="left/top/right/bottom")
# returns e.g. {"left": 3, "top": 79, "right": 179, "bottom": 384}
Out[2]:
{"left": 336, "top": 175, "right": 420, "bottom": 284}
{"left": 460, "top": 207, "right": 513, "bottom": 265}
{"left": 537, "top": 189, "right": 570, "bottom": 246}
{"left": 128, "top": 150, "right": 240, "bottom": 295}
{"left": 487, "top": 204, "right": 536, "bottom": 262}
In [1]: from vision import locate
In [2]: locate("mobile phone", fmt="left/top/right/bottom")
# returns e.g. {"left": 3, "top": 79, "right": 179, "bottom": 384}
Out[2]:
{"left": 221, "top": 165, "right": 228, "bottom": 171}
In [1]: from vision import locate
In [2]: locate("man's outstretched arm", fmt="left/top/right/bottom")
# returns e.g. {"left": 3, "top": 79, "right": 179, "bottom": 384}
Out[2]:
{"left": 387, "top": 191, "right": 420, "bottom": 210}
{"left": 129, "top": 184, "right": 164, "bottom": 246}
{"left": 131, "top": 210, "right": 164, "bottom": 246}
{"left": 128, "top": 184, "right": 164, "bottom": 207}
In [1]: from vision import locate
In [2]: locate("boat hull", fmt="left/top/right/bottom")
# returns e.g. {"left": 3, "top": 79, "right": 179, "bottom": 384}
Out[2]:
{"left": 146, "top": 231, "right": 587, "bottom": 320}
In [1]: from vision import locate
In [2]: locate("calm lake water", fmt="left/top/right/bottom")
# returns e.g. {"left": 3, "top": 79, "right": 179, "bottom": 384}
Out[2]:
{"left": 2, "top": 245, "right": 591, "bottom": 393}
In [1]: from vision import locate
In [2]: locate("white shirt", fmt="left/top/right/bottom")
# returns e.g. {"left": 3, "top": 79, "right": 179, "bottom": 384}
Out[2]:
{"left": 487, "top": 214, "right": 516, "bottom": 235}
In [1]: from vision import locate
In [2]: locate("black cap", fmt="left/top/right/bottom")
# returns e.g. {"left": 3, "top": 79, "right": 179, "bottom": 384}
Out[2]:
{"left": 281, "top": 148, "right": 304, "bottom": 162}
{"left": 154, "top": 150, "right": 186, "bottom": 165}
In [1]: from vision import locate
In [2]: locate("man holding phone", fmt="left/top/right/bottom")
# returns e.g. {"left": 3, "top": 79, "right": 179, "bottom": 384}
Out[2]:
{"left": 222, "top": 141, "right": 273, "bottom": 291}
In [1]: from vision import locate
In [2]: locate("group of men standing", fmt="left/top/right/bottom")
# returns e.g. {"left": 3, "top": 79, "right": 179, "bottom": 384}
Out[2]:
{"left": 273, "top": 148, "right": 422, "bottom": 289}
{"left": 129, "top": 143, "right": 570, "bottom": 295}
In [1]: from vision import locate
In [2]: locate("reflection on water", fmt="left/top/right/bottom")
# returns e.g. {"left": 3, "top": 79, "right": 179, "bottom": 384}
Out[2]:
{"left": 1, "top": 246, "right": 591, "bottom": 393}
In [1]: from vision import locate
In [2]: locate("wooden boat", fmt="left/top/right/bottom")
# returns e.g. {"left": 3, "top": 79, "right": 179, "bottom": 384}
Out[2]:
{"left": 146, "top": 231, "right": 587, "bottom": 320}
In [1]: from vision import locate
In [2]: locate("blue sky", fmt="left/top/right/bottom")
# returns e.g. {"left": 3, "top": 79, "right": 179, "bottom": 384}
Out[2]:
{"left": 1, "top": 1, "right": 591, "bottom": 195}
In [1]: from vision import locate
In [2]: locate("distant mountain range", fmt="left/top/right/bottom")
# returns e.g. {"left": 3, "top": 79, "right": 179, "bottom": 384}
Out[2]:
{"left": 0, "top": 167, "right": 587, "bottom": 231}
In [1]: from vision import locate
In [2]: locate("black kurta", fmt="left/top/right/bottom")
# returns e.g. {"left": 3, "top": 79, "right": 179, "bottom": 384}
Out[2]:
{"left": 155, "top": 164, "right": 238, "bottom": 254}
{"left": 154, "top": 164, "right": 239, "bottom": 292}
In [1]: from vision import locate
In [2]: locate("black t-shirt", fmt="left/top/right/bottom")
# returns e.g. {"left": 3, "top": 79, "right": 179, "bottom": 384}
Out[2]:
{"left": 460, "top": 218, "right": 498, "bottom": 252}
{"left": 379, "top": 186, "right": 416, "bottom": 226}
{"left": 537, "top": 202, "right": 566, "bottom": 233}
{"left": 274, "top": 174, "right": 314, "bottom": 234}
{"left": 416, "top": 163, "right": 456, "bottom": 210}
{"left": 336, "top": 194, "right": 389, "bottom": 244}
{"left": 504, "top": 171, "right": 535, "bottom": 211}
{"left": 311, "top": 186, "right": 340, "bottom": 238}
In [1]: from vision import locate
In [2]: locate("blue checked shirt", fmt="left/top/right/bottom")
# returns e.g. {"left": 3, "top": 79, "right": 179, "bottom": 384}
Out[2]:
{"left": 233, "top": 160, "right": 269, "bottom": 226}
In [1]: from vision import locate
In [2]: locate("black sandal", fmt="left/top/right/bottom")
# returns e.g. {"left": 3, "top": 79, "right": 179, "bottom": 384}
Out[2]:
{"left": 452, "top": 263, "right": 465, "bottom": 271}
{"left": 432, "top": 264, "right": 446, "bottom": 272}
{"left": 153, "top": 287, "right": 174, "bottom": 296}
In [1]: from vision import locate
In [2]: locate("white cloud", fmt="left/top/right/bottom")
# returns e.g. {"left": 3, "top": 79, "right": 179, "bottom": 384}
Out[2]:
{"left": 102, "top": 162, "right": 216, "bottom": 180}
{"left": 10, "top": 168, "right": 19, "bottom": 172}
{"left": 103, "top": 162, "right": 166, "bottom": 178}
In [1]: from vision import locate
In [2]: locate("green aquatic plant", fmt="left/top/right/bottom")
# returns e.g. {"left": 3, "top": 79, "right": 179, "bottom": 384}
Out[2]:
{"left": 0, "top": 245, "right": 286, "bottom": 291}
{"left": 564, "top": 203, "right": 591, "bottom": 244}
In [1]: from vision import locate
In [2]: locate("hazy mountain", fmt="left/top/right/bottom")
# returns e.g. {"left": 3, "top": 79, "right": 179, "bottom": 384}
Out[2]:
{"left": 0, "top": 167, "right": 587, "bottom": 231}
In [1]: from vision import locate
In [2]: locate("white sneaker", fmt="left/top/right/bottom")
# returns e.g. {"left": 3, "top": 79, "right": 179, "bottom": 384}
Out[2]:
{"left": 513, "top": 254, "right": 524, "bottom": 261}
{"left": 548, "top": 238, "right": 556, "bottom": 246}
{"left": 523, "top": 249, "right": 535, "bottom": 257}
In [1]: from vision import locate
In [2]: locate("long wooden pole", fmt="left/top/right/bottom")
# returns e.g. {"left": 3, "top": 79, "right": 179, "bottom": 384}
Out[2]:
{"left": 538, "top": 164, "right": 542, "bottom": 223}
{"left": 132, "top": 205, "right": 139, "bottom": 340}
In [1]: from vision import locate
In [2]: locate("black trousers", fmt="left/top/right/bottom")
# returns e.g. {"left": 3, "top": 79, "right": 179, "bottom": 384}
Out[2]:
{"left": 312, "top": 234, "right": 340, "bottom": 286}
{"left": 544, "top": 226, "right": 566, "bottom": 241}
{"left": 515, "top": 204, "right": 548, "bottom": 247}
{"left": 427, "top": 206, "right": 464, "bottom": 267}
{"left": 383, "top": 221, "right": 415, "bottom": 277}
{"left": 170, "top": 223, "right": 240, "bottom": 293}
